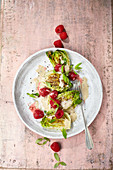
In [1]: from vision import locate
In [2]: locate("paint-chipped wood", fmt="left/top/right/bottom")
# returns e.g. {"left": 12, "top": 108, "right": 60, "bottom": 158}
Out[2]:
{"left": 0, "top": 0, "right": 112, "bottom": 169}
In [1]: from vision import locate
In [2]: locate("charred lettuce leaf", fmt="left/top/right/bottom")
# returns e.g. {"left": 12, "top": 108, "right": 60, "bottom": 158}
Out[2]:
{"left": 57, "top": 90, "right": 82, "bottom": 109}
{"left": 46, "top": 50, "right": 70, "bottom": 72}
{"left": 44, "top": 71, "right": 71, "bottom": 92}
{"left": 41, "top": 111, "right": 71, "bottom": 130}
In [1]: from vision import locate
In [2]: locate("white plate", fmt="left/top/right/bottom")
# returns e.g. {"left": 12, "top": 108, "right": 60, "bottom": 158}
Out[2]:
{"left": 13, "top": 48, "right": 103, "bottom": 139}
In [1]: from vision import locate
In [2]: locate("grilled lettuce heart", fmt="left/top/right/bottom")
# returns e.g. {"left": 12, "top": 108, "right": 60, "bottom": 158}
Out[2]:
{"left": 57, "top": 90, "right": 82, "bottom": 109}
{"left": 46, "top": 50, "right": 70, "bottom": 72}
{"left": 44, "top": 71, "right": 72, "bottom": 92}
{"left": 41, "top": 110, "right": 71, "bottom": 130}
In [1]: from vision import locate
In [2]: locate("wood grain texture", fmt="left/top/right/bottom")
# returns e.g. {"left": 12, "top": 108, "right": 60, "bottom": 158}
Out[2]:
{"left": 0, "top": 0, "right": 113, "bottom": 169}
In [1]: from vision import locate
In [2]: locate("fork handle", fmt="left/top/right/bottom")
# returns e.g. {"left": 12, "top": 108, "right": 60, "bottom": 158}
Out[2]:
{"left": 81, "top": 104, "right": 94, "bottom": 149}
{"left": 85, "top": 126, "right": 93, "bottom": 150}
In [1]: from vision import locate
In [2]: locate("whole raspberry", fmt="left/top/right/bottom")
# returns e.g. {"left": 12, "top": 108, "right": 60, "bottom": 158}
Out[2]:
{"left": 55, "top": 25, "right": 64, "bottom": 33}
{"left": 50, "top": 142, "right": 60, "bottom": 152}
{"left": 54, "top": 64, "right": 62, "bottom": 72}
{"left": 50, "top": 99, "right": 60, "bottom": 109}
{"left": 69, "top": 71, "right": 79, "bottom": 81}
{"left": 54, "top": 40, "right": 63, "bottom": 48}
{"left": 55, "top": 109, "right": 64, "bottom": 119}
{"left": 33, "top": 109, "right": 44, "bottom": 119}
{"left": 60, "top": 32, "right": 68, "bottom": 40}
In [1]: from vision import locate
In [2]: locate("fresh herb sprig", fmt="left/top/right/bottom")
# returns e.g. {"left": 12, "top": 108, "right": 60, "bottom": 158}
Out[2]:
{"left": 49, "top": 119, "right": 56, "bottom": 123}
{"left": 54, "top": 153, "right": 66, "bottom": 168}
{"left": 27, "top": 93, "right": 39, "bottom": 98}
{"left": 75, "top": 63, "right": 82, "bottom": 70}
{"left": 50, "top": 98, "right": 59, "bottom": 108}
{"left": 36, "top": 137, "right": 50, "bottom": 145}
{"left": 63, "top": 74, "right": 72, "bottom": 87}
{"left": 62, "top": 128, "right": 67, "bottom": 139}
{"left": 61, "top": 65, "right": 64, "bottom": 73}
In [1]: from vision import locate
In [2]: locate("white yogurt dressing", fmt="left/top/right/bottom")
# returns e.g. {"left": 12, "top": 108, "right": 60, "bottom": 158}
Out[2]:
{"left": 59, "top": 74, "right": 65, "bottom": 88}
{"left": 65, "top": 64, "right": 70, "bottom": 72}
{"left": 39, "top": 96, "right": 51, "bottom": 111}
{"left": 61, "top": 99, "right": 72, "bottom": 110}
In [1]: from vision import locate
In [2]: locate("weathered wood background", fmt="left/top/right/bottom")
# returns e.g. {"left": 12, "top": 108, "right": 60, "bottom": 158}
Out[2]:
{"left": 0, "top": 0, "right": 113, "bottom": 169}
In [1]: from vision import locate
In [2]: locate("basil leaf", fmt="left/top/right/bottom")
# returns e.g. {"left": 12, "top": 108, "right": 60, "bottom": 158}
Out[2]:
{"left": 46, "top": 82, "right": 52, "bottom": 88}
{"left": 32, "top": 93, "right": 39, "bottom": 96}
{"left": 36, "top": 138, "right": 43, "bottom": 144}
{"left": 43, "top": 141, "right": 47, "bottom": 145}
{"left": 54, "top": 162, "right": 60, "bottom": 168}
{"left": 27, "top": 93, "right": 39, "bottom": 98}
{"left": 59, "top": 162, "right": 66, "bottom": 166}
{"left": 44, "top": 137, "right": 50, "bottom": 142}
{"left": 27, "top": 93, "right": 36, "bottom": 98}
{"left": 62, "top": 128, "right": 67, "bottom": 139}
{"left": 63, "top": 74, "right": 69, "bottom": 83}
{"left": 54, "top": 153, "right": 60, "bottom": 162}
{"left": 36, "top": 137, "right": 50, "bottom": 145}
{"left": 50, "top": 98, "right": 59, "bottom": 108}
{"left": 49, "top": 119, "right": 56, "bottom": 123}
{"left": 61, "top": 65, "right": 64, "bottom": 73}
{"left": 62, "top": 74, "right": 72, "bottom": 87}
{"left": 44, "top": 110, "right": 47, "bottom": 114}
{"left": 55, "top": 107, "right": 59, "bottom": 113}
{"left": 63, "top": 74, "right": 72, "bottom": 87}
{"left": 75, "top": 63, "right": 82, "bottom": 70}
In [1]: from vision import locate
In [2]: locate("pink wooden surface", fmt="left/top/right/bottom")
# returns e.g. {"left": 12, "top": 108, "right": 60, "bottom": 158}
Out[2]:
{"left": 0, "top": 0, "right": 113, "bottom": 169}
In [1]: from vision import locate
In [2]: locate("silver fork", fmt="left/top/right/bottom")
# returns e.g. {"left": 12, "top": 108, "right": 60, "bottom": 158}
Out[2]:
{"left": 75, "top": 82, "right": 94, "bottom": 150}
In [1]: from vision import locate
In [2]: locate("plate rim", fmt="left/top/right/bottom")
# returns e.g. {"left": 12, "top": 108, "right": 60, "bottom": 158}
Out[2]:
{"left": 12, "top": 48, "right": 103, "bottom": 139}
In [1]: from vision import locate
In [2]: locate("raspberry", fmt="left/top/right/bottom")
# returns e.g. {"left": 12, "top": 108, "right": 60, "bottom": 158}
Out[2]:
{"left": 50, "top": 90, "right": 58, "bottom": 99}
{"left": 39, "top": 87, "right": 51, "bottom": 97}
{"left": 33, "top": 109, "right": 44, "bottom": 119}
{"left": 60, "top": 32, "right": 68, "bottom": 40}
{"left": 55, "top": 25, "right": 64, "bottom": 33}
{"left": 50, "top": 142, "right": 60, "bottom": 152}
{"left": 54, "top": 40, "right": 63, "bottom": 48}
{"left": 50, "top": 100, "right": 57, "bottom": 109}
{"left": 69, "top": 71, "right": 79, "bottom": 81}
{"left": 54, "top": 64, "right": 62, "bottom": 72}
{"left": 55, "top": 109, "right": 64, "bottom": 119}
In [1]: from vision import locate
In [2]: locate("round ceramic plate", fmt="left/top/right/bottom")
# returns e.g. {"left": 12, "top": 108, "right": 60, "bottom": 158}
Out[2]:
{"left": 13, "top": 48, "right": 103, "bottom": 139}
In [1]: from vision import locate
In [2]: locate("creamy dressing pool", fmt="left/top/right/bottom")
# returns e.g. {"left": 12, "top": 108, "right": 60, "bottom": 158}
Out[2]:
{"left": 81, "top": 77, "right": 89, "bottom": 100}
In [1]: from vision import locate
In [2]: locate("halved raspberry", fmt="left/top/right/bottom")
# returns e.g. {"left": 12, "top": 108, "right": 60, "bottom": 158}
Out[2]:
{"left": 50, "top": 142, "right": 60, "bottom": 152}
{"left": 69, "top": 71, "right": 79, "bottom": 81}
{"left": 33, "top": 109, "right": 44, "bottom": 119}
{"left": 54, "top": 64, "right": 62, "bottom": 72}
{"left": 50, "top": 90, "right": 58, "bottom": 99}
{"left": 60, "top": 32, "right": 68, "bottom": 40}
{"left": 50, "top": 100, "right": 57, "bottom": 109}
{"left": 29, "top": 103, "right": 36, "bottom": 113}
{"left": 55, "top": 109, "right": 64, "bottom": 119}
{"left": 39, "top": 87, "right": 51, "bottom": 97}
{"left": 55, "top": 25, "right": 64, "bottom": 33}
{"left": 54, "top": 40, "right": 63, "bottom": 48}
